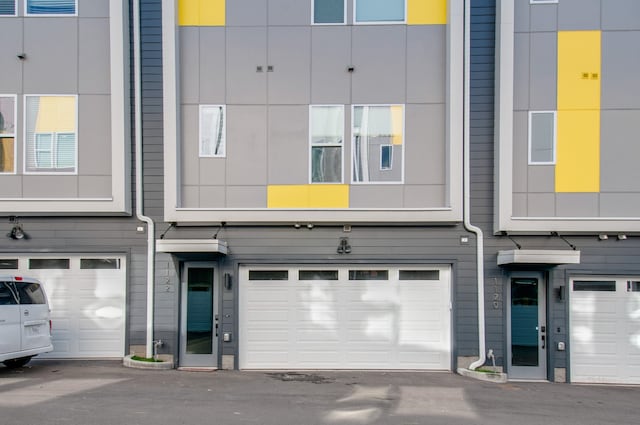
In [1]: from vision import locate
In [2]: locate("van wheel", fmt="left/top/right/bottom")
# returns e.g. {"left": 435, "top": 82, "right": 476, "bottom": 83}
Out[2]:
{"left": 2, "top": 357, "right": 32, "bottom": 369}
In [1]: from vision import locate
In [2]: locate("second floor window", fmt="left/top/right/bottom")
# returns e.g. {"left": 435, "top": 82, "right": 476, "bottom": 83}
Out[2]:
{"left": 313, "top": 0, "right": 345, "bottom": 24}
{"left": 310, "top": 105, "right": 344, "bottom": 183}
{"left": 0, "top": 96, "right": 16, "bottom": 173}
{"left": 0, "top": 0, "right": 15, "bottom": 15}
{"left": 26, "top": 0, "right": 76, "bottom": 15}
{"left": 355, "top": 0, "right": 405, "bottom": 24}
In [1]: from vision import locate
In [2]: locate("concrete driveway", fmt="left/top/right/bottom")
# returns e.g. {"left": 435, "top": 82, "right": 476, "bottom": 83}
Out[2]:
{"left": 0, "top": 360, "right": 637, "bottom": 425}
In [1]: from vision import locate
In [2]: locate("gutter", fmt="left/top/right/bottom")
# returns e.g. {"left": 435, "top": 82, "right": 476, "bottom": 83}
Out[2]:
{"left": 133, "top": 0, "right": 156, "bottom": 359}
{"left": 462, "top": 0, "right": 486, "bottom": 371}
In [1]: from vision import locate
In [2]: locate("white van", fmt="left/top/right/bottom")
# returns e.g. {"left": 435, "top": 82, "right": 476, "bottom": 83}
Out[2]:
{"left": 0, "top": 276, "right": 53, "bottom": 368}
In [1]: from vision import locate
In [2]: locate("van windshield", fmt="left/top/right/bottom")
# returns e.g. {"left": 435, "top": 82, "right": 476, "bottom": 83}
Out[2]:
{"left": 0, "top": 282, "right": 46, "bottom": 305}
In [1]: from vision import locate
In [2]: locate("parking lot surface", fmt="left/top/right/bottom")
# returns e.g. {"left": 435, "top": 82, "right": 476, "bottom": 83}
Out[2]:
{"left": 0, "top": 360, "right": 638, "bottom": 425}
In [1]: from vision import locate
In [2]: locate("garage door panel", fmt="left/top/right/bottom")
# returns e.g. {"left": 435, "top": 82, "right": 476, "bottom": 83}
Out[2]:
{"left": 240, "top": 265, "right": 451, "bottom": 370}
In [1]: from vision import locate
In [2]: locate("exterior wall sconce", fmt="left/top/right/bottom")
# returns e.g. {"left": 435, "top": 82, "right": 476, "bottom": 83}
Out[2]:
{"left": 598, "top": 234, "right": 608, "bottom": 240}
{"left": 7, "top": 217, "right": 28, "bottom": 240}
{"left": 337, "top": 237, "right": 351, "bottom": 254}
{"left": 224, "top": 273, "right": 232, "bottom": 290}
{"left": 617, "top": 234, "right": 627, "bottom": 240}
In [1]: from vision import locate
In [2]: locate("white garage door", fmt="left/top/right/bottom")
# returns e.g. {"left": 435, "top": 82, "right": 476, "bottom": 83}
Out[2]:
{"left": 239, "top": 265, "right": 451, "bottom": 370}
{"left": 570, "top": 277, "right": 640, "bottom": 384}
{"left": 0, "top": 255, "right": 126, "bottom": 359}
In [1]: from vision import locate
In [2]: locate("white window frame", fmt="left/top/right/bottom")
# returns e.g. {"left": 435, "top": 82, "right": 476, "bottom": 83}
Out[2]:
{"left": 23, "top": 94, "right": 78, "bottom": 175}
{"left": 528, "top": 110, "right": 556, "bottom": 165}
{"left": 311, "top": 0, "right": 347, "bottom": 25}
{"left": 25, "top": 0, "right": 77, "bottom": 17}
{"left": 353, "top": 0, "right": 407, "bottom": 25}
{"left": 199, "top": 105, "right": 226, "bottom": 158}
{"left": 0, "top": 94, "right": 17, "bottom": 174}
{"left": 530, "top": 0, "right": 558, "bottom": 4}
{"left": 309, "top": 105, "right": 344, "bottom": 184}
{"left": 0, "top": 0, "right": 17, "bottom": 16}
{"left": 351, "top": 104, "right": 405, "bottom": 185}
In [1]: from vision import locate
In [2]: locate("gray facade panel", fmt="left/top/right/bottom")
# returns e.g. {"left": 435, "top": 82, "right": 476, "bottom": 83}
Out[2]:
{"left": 601, "top": 31, "right": 640, "bottom": 110}
{"left": 226, "top": 0, "right": 267, "bottom": 27}
{"left": 602, "top": 0, "right": 640, "bottom": 30}
{"left": 268, "top": 106, "right": 308, "bottom": 185}
{"left": 78, "top": 95, "right": 112, "bottom": 176}
{"left": 404, "top": 104, "right": 445, "bottom": 186}
{"left": 180, "top": 104, "right": 199, "bottom": 186}
{"left": 529, "top": 32, "right": 556, "bottom": 111}
{"left": 267, "top": 27, "right": 311, "bottom": 105}
{"left": 0, "top": 176, "right": 22, "bottom": 197}
{"left": 527, "top": 193, "right": 555, "bottom": 217}
{"left": 226, "top": 186, "right": 266, "bottom": 208}
{"left": 78, "top": 19, "right": 111, "bottom": 94}
{"left": 79, "top": 176, "right": 111, "bottom": 198}
{"left": 200, "top": 158, "right": 227, "bottom": 187}
{"left": 268, "top": 0, "right": 311, "bottom": 26}
{"left": 310, "top": 26, "right": 351, "bottom": 104}
{"left": 530, "top": 4, "right": 557, "bottom": 33}
{"left": 512, "top": 111, "right": 528, "bottom": 193}
{"left": 226, "top": 106, "right": 268, "bottom": 185}
{"left": 406, "top": 26, "right": 445, "bottom": 104}
{"left": 226, "top": 28, "right": 267, "bottom": 105}
{"left": 0, "top": 19, "right": 23, "bottom": 92}
{"left": 527, "top": 165, "right": 554, "bottom": 193}
{"left": 514, "top": 0, "right": 530, "bottom": 33}
{"left": 558, "top": 0, "right": 601, "bottom": 31}
{"left": 23, "top": 18, "right": 78, "bottom": 93}
{"left": 80, "top": 0, "right": 110, "bottom": 18}
{"left": 199, "top": 27, "right": 227, "bottom": 104}
{"left": 200, "top": 186, "right": 226, "bottom": 208}
{"left": 599, "top": 193, "right": 640, "bottom": 217}
{"left": 23, "top": 175, "right": 78, "bottom": 198}
{"left": 182, "top": 185, "right": 199, "bottom": 207}
{"left": 179, "top": 28, "right": 200, "bottom": 104}
{"left": 600, "top": 110, "right": 640, "bottom": 192}
{"left": 513, "top": 33, "right": 529, "bottom": 111}
{"left": 512, "top": 193, "right": 527, "bottom": 216}
{"left": 403, "top": 185, "right": 446, "bottom": 208}
{"left": 351, "top": 26, "right": 406, "bottom": 104}
{"left": 349, "top": 185, "right": 404, "bottom": 209}
{"left": 556, "top": 193, "right": 599, "bottom": 217}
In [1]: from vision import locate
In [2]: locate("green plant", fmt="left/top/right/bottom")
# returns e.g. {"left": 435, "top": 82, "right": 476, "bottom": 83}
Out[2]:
{"left": 130, "top": 355, "right": 164, "bottom": 363}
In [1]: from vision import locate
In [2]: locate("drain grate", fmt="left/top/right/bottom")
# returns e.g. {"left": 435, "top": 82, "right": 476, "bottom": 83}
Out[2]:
{"left": 267, "top": 372, "right": 333, "bottom": 384}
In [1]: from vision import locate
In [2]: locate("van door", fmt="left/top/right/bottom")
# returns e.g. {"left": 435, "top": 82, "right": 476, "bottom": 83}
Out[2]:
{"left": 0, "top": 282, "right": 21, "bottom": 355}
{"left": 15, "top": 282, "right": 51, "bottom": 352}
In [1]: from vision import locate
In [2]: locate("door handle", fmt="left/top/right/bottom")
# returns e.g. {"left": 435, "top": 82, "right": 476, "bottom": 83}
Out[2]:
{"left": 541, "top": 334, "right": 546, "bottom": 349}
{"left": 23, "top": 310, "right": 29, "bottom": 316}
{"left": 215, "top": 314, "right": 219, "bottom": 337}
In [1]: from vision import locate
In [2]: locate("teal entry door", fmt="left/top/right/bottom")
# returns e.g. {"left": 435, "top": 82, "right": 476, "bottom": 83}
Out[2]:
{"left": 180, "top": 263, "right": 218, "bottom": 368}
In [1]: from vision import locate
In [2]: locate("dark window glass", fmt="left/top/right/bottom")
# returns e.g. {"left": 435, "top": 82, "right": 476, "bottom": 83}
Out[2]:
{"left": 27, "top": 0, "right": 75, "bottom": 15}
{"left": 0, "top": 0, "right": 15, "bottom": 15}
{"left": 628, "top": 281, "right": 640, "bottom": 292}
{"left": 15, "top": 282, "right": 46, "bottom": 304}
{"left": 573, "top": 281, "right": 616, "bottom": 292}
{"left": 349, "top": 270, "right": 388, "bottom": 280}
{"left": 248, "top": 270, "right": 288, "bottom": 281}
{"left": 314, "top": 0, "right": 344, "bottom": 24}
{"left": 299, "top": 270, "right": 339, "bottom": 281}
{"left": 80, "top": 258, "right": 120, "bottom": 269}
{"left": 29, "top": 258, "right": 70, "bottom": 269}
{"left": 0, "top": 282, "right": 18, "bottom": 305}
{"left": 0, "top": 259, "right": 18, "bottom": 269}
{"left": 399, "top": 270, "right": 440, "bottom": 280}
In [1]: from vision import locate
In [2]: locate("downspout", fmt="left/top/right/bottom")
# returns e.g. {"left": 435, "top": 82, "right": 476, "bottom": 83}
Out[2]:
{"left": 463, "top": 0, "right": 486, "bottom": 371}
{"left": 133, "top": 0, "right": 156, "bottom": 359}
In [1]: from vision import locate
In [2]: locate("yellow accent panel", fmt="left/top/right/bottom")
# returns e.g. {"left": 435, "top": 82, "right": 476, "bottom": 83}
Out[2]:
{"left": 407, "top": 0, "right": 447, "bottom": 25}
{"left": 178, "top": 0, "right": 225, "bottom": 26}
{"left": 391, "top": 105, "right": 403, "bottom": 145}
{"left": 558, "top": 31, "right": 601, "bottom": 111}
{"left": 0, "top": 138, "right": 15, "bottom": 173}
{"left": 35, "top": 97, "right": 75, "bottom": 133}
{"left": 268, "top": 185, "right": 349, "bottom": 208}
{"left": 555, "top": 110, "right": 600, "bottom": 192}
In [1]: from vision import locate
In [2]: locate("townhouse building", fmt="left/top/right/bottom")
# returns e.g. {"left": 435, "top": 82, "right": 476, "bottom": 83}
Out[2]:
{"left": 1, "top": 0, "right": 638, "bottom": 384}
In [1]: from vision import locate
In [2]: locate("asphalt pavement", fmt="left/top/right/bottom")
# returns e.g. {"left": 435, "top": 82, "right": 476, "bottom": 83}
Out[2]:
{"left": 0, "top": 360, "right": 637, "bottom": 425}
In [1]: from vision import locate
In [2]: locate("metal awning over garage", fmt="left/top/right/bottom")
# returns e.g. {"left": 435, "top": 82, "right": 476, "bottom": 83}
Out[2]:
{"left": 156, "top": 239, "right": 228, "bottom": 254}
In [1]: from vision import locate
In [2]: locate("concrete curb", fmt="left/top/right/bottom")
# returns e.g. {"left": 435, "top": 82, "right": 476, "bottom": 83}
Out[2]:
{"left": 457, "top": 367, "right": 508, "bottom": 383}
{"left": 122, "top": 354, "right": 174, "bottom": 370}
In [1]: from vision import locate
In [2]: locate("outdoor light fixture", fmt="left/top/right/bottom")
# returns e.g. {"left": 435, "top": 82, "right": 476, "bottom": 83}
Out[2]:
{"left": 617, "top": 234, "right": 627, "bottom": 240}
{"left": 598, "top": 234, "right": 608, "bottom": 240}
{"left": 6, "top": 217, "right": 28, "bottom": 240}
{"left": 337, "top": 237, "right": 351, "bottom": 254}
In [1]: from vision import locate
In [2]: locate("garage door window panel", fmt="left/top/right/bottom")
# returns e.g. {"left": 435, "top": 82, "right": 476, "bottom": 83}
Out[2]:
{"left": 0, "top": 259, "right": 18, "bottom": 269}
{"left": 248, "top": 270, "right": 288, "bottom": 281}
{"left": 349, "top": 270, "right": 389, "bottom": 280}
{"left": 80, "top": 259, "right": 121, "bottom": 269}
{"left": 299, "top": 270, "right": 339, "bottom": 280}
{"left": 628, "top": 281, "right": 640, "bottom": 292}
{"left": 29, "top": 258, "right": 70, "bottom": 269}
{"left": 573, "top": 281, "right": 616, "bottom": 292}
{"left": 399, "top": 270, "right": 440, "bottom": 280}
